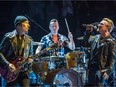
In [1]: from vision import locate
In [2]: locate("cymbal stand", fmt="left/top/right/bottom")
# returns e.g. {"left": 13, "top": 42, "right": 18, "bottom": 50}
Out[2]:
{"left": 76, "top": 46, "right": 87, "bottom": 85}
{"left": 48, "top": 50, "right": 56, "bottom": 70}
{"left": 37, "top": 73, "right": 44, "bottom": 86}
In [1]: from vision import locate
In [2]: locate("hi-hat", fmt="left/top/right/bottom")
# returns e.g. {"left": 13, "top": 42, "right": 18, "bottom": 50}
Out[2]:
{"left": 75, "top": 47, "right": 90, "bottom": 50}
{"left": 33, "top": 42, "right": 44, "bottom": 45}
{"left": 41, "top": 56, "right": 65, "bottom": 61}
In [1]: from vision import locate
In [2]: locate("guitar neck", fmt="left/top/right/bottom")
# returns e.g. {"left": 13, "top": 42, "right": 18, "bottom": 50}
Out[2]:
{"left": 20, "top": 43, "right": 58, "bottom": 66}
{"left": 28, "top": 43, "right": 58, "bottom": 62}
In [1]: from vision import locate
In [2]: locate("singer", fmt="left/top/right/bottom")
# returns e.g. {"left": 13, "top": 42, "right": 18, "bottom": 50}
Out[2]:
{"left": 87, "top": 18, "right": 116, "bottom": 86}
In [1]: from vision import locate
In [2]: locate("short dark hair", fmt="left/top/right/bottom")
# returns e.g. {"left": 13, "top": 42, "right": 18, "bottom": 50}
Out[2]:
{"left": 49, "top": 19, "right": 58, "bottom": 25}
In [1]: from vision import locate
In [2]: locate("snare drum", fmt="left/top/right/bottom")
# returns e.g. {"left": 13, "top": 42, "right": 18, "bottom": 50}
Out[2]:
{"left": 42, "top": 56, "right": 66, "bottom": 70}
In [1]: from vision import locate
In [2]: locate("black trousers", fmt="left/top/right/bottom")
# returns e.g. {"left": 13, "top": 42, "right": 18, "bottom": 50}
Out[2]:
{"left": 87, "top": 64, "right": 102, "bottom": 86}
{"left": 6, "top": 71, "right": 30, "bottom": 87}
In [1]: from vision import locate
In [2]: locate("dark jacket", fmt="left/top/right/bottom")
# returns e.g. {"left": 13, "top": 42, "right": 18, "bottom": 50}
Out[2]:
{"left": 0, "top": 30, "right": 33, "bottom": 68}
{"left": 88, "top": 34, "right": 116, "bottom": 74}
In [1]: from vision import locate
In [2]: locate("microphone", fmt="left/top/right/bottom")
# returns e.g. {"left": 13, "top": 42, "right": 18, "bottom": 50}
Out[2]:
{"left": 82, "top": 24, "right": 94, "bottom": 27}
{"left": 82, "top": 22, "right": 99, "bottom": 31}
{"left": 92, "top": 22, "right": 99, "bottom": 25}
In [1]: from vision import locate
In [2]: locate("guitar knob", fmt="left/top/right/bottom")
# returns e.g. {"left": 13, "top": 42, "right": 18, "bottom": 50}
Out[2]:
{"left": 19, "top": 58, "right": 21, "bottom": 60}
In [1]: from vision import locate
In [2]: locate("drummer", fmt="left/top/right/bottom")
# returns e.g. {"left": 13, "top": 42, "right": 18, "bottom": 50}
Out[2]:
{"left": 35, "top": 19, "right": 75, "bottom": 69}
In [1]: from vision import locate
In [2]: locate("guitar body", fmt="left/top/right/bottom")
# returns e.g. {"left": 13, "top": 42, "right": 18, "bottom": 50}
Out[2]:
{"left": 0, "top": 57, "right": 26, "bottom": 83}
{"left": 0, "top": 43, "right": 57, "bottom": 83}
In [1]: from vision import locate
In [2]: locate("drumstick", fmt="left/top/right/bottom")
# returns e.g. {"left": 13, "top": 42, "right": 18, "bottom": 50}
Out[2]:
{"left": 65, "top": 18, "right": 70, "bottom": 33}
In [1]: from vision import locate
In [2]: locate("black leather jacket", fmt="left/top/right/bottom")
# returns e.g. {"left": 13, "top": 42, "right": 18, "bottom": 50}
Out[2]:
{"left": 0, "top": 30, "right": 33, "bottom": 68}
{"left": 88, "top": 34, "right": 116, "bottom": 74}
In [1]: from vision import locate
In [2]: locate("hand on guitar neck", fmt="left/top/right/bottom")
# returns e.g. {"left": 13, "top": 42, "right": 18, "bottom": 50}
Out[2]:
{"left": 9, "top": 63, "right": 16, "bottom": 72}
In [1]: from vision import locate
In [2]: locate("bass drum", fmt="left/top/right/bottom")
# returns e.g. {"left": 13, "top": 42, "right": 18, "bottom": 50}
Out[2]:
{"left": 44, "top": 69, "right": 83, "bottom": 87}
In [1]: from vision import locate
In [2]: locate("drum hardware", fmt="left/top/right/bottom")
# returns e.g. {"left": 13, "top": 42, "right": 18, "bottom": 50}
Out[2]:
{"left": 76, "top": 47, "right": 89, "bottom": 86}
{"left": 30, "top": 58, "right": 48, "bottom": 83}
{"left": 31, "top": 55, "right": 66, "bottom": 85}
{"left": 48, "top": 56, "right": 56, "bottom": 70}
{"left": 65, "top": 50, "right": 87, "bottom": 69}
{"left": 76, "top": 51, "right": 87, "bottom": 70}
{"left": 39, "top": 56, "right": 66, "bottom": 70}
{"left": 29, "top": 71, "right": 44, "bottom": 86}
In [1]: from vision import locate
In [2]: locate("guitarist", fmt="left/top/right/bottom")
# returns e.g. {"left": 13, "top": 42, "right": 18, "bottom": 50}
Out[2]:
{"left": 0, "top": 15, "right": 34, "bottom": 87}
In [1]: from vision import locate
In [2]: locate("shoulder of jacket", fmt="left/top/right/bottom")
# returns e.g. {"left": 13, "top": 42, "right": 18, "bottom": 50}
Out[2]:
{"left": 41, "top": 34, "right": 49, "bottom": 40}
{"left": 4, "top": 30, "right": 17, "bottom": 38}
{"left": 107, "top": 37, "right": 116, "bottom": 44}
{"left": 25, "top": 34, "right": 33, "bottom": 40}
{"left": 89, "top": 35, "right": 99, "bottom": 41}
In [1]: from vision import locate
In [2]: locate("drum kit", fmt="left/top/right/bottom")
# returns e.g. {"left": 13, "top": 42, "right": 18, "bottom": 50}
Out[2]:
{"left": 29, "top": 44, "right": 90, "bottom": 87}
{"left": 29, "top": 19, "right": 91, "bottom": 86}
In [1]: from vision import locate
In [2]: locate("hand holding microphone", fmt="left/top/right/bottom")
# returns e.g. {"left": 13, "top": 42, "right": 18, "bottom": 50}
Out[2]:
{"left": 82, "top": 22, "right": 99, "bottom": 32}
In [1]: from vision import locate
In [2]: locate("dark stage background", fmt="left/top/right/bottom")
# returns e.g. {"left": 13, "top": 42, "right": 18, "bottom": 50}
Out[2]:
{"left": 0, "top": 1, "right": 116, "bottom": 86}
{"left": 0, "top": 1, "right": 116, "bottom": 47}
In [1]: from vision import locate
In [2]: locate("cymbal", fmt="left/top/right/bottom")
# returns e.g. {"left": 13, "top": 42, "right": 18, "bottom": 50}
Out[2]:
{"left": 41, "top": 56, "right": 65, "bottom": 61}
{"left": 76, "top": 36, "right": 84, "bottom": 40}
{"left": 76, "top": 35, "right": 95, "bottom": 40}
{"left": 33, "top": 42, "right": 44, "bottom": 45}
{"left": 75, "top": 47, "right": 81, "bottom": 50}
{"left": 75, "top": 47, "right": 90, "bottom": 50}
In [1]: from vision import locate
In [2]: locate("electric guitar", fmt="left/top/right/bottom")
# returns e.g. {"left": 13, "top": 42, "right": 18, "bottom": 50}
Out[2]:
{"left": 0, "top": 43, "right": 57, "bottom": 83}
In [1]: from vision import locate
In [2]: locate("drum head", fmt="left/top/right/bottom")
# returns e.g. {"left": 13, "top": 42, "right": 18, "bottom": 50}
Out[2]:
{"left": 53, "top": 69, "right": 83, "bottom": 87}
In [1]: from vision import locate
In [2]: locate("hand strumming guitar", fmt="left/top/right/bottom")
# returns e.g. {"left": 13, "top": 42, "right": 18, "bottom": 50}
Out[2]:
{"left": 9, "top": 63, "right": 16, "bottom": 72}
